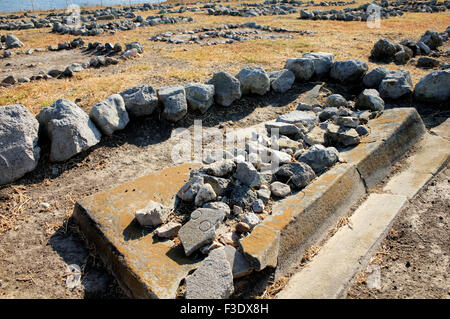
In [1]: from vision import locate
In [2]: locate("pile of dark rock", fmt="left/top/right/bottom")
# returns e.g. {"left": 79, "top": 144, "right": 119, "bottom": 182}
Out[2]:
{"left": 1, "top": 41, "right": 142, "bottom": 87}
{"left": 298, "top": 0, "right": 449, "bottom": 22}
{"left": 370, "top": 27, "right": 450, "bottom": 69}
{"left": 150, "top": 22, "right": 311, "bottom": 45}
{"left": 48, "top": 37, "right": 85, "bottom": 52}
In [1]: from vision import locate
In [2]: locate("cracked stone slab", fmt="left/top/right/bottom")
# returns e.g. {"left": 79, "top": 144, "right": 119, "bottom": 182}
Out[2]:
{"left": 73, "top": 163, "right": 201, "bottom": 299}
{"left": 178, "top": 208, "right": 225, "bottom": 256}
{"left": 185, "top": 247, "right": 234, "bottom": 299}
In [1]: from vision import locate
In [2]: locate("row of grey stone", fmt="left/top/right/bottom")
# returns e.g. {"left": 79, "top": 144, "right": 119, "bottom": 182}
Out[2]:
{"left": 51, "top": 15, "right": 194, "bottom": 37}
{"left": 1, "top": 53, "right": 448, "bottom": 186}
{"left": 1, "top": 42, "right": 142, "bottom": 88}
{"left": 298, "top": 0, "right": 449, "bottom": 22}
{"left": 150, "top": 22, "right": 311, "bottom": 45}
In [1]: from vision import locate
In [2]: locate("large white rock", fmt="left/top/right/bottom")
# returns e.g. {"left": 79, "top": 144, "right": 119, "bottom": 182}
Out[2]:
{"left": 236, "top": 67, "right": 270, "bottom": 95}
{"left": 207, "top": 71, "right": 242, "bottom": 107}
{"left": 157, "top": 85, "right": 188, "bottom": 122}
{"left": 185, "top": 83, "right": 215, "bottom": 114}
{"left": 285, "top": 58, "right": 315, "bottom": 82}
{"left": 90, "top": 94, "right": 129, "bottom": 135}
{"left": 0, "top": 104, "right": 40, "bottom": 185}
{"left": 330, "top": 59, "right": 368, "bottom": 83}
{"left": 120, "top": 84, "right": 159, "bottom": 117}
{"left": 36, "top": 99, "right": 102, "bottom": 162}
{"left": 302, "top": 52, "right": 334, "bottom": 77}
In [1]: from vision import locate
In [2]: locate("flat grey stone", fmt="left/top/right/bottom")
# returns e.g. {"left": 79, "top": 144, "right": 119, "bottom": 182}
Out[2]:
{"left": 155, "top": 221, "right": 182, "bottom": 238}
{"left": 277, "top": 110, "right": 318, "bottom": 128}
{"left": 185, "top": 247, "right": 234, "bottom": 299}
{"left": 178, "top": 208, "right": 225, "bottom": 256}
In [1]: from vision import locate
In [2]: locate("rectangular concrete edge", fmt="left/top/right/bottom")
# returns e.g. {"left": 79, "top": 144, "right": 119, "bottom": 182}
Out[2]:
{"left": 73, "top": 203, "right": 156, "bottom": 298}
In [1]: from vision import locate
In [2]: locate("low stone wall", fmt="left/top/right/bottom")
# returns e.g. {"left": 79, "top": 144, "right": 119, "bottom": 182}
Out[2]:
{"left": 1, "top": 51, "right": 448, "bottom": 187}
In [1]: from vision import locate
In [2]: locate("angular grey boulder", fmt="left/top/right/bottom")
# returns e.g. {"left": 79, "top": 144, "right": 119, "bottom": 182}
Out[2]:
{"left": 325, "top": 123, "right": 360, "bottom": 147}
{"left": 356, "top": 89, "right": 385, "bottom": 111}
{"left": 89, "top": 94, "right": 129, "bottom": 135}
{"left": 302, "top": 52, "right": 334, "bottom": 77}
{"left": 325, "top": 94, "right": 348, "bottom": 108}
{"left": 234, "top": 162, "right": 262, "bottom": 187}
{"left": 36, "top": 99, "right": 102, "bottom": 162}
{"left": 178, "top": 208, "right": 225, "bottom": 256}
{"left": 157, "top": 85, "right": 188, "bottom": 122}
{"left": 269, "top": 69, "right": 295, "bottom": 93}
{"left": 177, "top": 175, "right": 204, "bottom": 202}
{"left": 414, "top": 70, "right": 450, "bottom": 103}
{"left": 419, "top": 30, "right": 443, "bottom": 50}
{"left": 185, "top": 83, "right": 215, "bottom": 114}
{"left": 370, "top": 39, "right": 396, "bottom": 61}
{"left": 276, "top": 110, "right": 318, "bottom": 128}
{"left": 5, "top": 34, "right": 23, "bottom": 49}
{"left": 330, "top": 59, "right": 368, "bottom": 83}
{"left": 120, "top": 84, "right": 159, "bottom": 117}
{"left": 207, "top": 71, "right": 242, "bottom": 107}
{"left": 285, "top": 58, "right": 315, "bottom": 82}
{"left": 185, "top": 247, "right": 234, "bottom": 299}
{"left": 363, "top": 67, "right": 390, "bottom": 88}
{"left": 236, "top": 67, "right": 270, "bottom": 95}
{"left": 0, "top": 104, "right": 40, "bottom": 185}
{"left": 379, "top": 69, "right": 413, "bottom": 99}
{"left": 298, "top": 144, "right": 339, "bottom": 174}
{"left": 275, "top": 162, "right": 316, "bottom": 189}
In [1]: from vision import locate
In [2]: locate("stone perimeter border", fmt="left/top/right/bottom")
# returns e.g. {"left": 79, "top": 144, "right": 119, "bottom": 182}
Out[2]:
{"left": 73, "top": 107, "right": 426, "bottom": 298}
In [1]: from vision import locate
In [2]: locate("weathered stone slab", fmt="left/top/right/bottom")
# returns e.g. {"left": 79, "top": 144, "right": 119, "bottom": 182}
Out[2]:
{"left": 185, "top": 247, "right": 234, "bottom": 299}
{"left": 73, "top": 163, "right": 201, "bottom": 299}
{"left": 178, "top": 208, "right": 225, "bottom": 256}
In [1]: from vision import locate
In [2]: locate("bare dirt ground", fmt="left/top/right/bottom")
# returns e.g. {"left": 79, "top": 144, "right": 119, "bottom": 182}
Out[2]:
{"left": 347, "top": 167, "right": 449, "bottom": 299}
{"left": 0, "top": 1, "right": 449, "bottom": 299}
{"left": 0, "top": 49, "right": 94, "bottom": 80}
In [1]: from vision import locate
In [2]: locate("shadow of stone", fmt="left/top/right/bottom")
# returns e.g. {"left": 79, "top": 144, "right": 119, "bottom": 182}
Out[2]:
{"left": 122, "top": 218, "right": 154, "bottom": 241}
{"left": 49, "top": 222, "right": 128, "bottom": 299}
